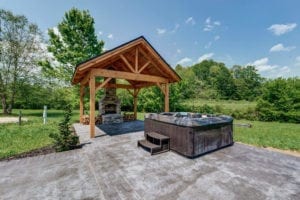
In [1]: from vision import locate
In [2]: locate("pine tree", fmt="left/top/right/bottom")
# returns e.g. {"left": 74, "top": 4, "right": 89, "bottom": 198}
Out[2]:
{"left": 50, "top": 104, "right": 79, "bottom": 152}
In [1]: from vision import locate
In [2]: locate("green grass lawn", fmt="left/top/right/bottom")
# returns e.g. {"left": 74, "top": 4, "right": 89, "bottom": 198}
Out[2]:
{"left": 0, "top": 108, "right": 299, "bottom": 160}
{"left": 182, "top": 98, "right": 256, "bottom": 113}
{"left": 0, "top": 109, "right": 80, "bottom": 159}
{"left": 234, "top": 120, "right": 300, "bottom": 152}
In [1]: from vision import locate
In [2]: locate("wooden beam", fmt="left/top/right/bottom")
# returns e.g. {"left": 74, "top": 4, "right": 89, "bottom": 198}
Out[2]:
{"left": 126, "top": 89, "right": 134, "bottom": 96}
{"left": 156, "top": 83, "right": 165, "bottom": 95}
{"left": 138, "top": 61, "right": 150, "bottom": 73}
{"left": 134, "top": 82, "right": 156, "bottom": 88}
{"left": 138, "top": 47, "right": 165, "bottom": 75}
{"left": 135, "top": 47, "right": 138, "bottom": 72}
{"left": 79, "top": 84, "right": 84, "bottom": 123}
{"left": 120, "top": 54, "right": 135, "bottom": 73}
{"left": 142, "top": 40, "right": 179, "bottom": 81}
{"left": 89, "top": 74, "right": 95, "bottom": 138}
{"left": 164, "top": 83, "right": 169, "bottom": 112}
{"left": 133, "top": 88, "right": 140, "bottom": 120}
{"left": 134, "top": 88, "right": 140, "bottom": 97}
{"left": 95, "top": 82, "right": 134, "bottom": 89}
{"left": 92, "top": 68, "right": 169, "bottom": 83}
{"left": 95, "top": 77, "right": 112, "bottom": 92}
{"left": 80, "top": 71, "right": 91, "bottom": 86}
{"left": 77, "top": 39, "right": 144, "bottom": 71}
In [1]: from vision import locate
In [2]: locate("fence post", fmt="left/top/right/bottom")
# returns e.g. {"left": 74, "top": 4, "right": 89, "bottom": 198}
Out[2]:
{"left": 18, "top": 110, "right": 22, "bottom": 126}
{"left": 43, "top": 105, "right": 47, "bottom": 124}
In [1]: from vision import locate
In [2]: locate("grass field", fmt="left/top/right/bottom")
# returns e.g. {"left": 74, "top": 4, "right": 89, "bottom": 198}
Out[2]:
{"left": 182, "top": 98, "right": 256, "bottom": 113}
{"left": 0, "top": 107, "right": 299, "bottom": 159}
{"left": 234, "top": 120, "right": 300, "bottom": 151}
{"left": 0, "top": 109, "right": 80, "bottom": 159}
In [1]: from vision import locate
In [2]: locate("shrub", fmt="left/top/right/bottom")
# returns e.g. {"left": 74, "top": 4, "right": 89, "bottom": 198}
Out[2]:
{"left": 50, "top": 104, "right": 79, "bottom": 152}
{"left": 257, "top": 78, "right": 300, "bottom": 123}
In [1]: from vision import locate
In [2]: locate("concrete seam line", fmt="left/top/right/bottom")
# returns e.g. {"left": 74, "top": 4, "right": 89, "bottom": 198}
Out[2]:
{"left": 81, "top": 150, "right": 106, "bottom": 199}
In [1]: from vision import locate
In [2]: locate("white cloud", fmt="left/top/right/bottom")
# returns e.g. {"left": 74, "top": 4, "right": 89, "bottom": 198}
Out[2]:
{"left": 98, "top": 31, "right": 103, "bottom": 36}
{"left": 214, "top": 35, "right": 220, "bottom": 41}
{"left": 198, "top": 53, "right": 214, "bottom": 62}
{"left": 247, "top": 57, "right": 277, "bottom": 72}
{"left": 171, "top": 24, "right": 180, "bottom": 33}
{"left": 279, "top": 66, "right": 290, "bottom": 73}
{"left": 185, "top": 17, "right": 196, "bottom": 25}
{"left": 177, "top": 57, "right": 192, "bottom": 65}
{"left": 205, "top": 17, "right": 211, "bottom": 24}
{"left": 204, "top": 42, "right": 212, "bottom": 49}
{"left": 156, "top": 28, "right": 166, "bottom": 35}
{"left": 295, "top": 56, "right": 300, "bottom": 66}
{"left": 214, "top": 21, "right": 221, "bottom": 26}
{"left": 204, "top": 17, "right": 221, "bottom": 32}
{"left": 270, "top": 43, "right": 296, "bottom": 52}
{"left": 268, "top": 23, "right": 297, "bottom": 35}
{"left": 107, "top": 34, "right": 114, "bottom": 39}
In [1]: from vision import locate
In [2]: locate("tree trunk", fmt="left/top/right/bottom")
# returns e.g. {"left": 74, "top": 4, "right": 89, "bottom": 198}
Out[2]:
{"left": 1, "top": 95, "right": 9, "bottom": 114}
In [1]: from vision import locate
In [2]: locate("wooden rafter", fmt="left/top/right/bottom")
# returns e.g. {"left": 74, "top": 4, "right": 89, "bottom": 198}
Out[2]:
{"left": 138, "top": 47, "right": 166, "bottom": 76}
{"left": 92, "top": 68, "right": 169, "bottom": 83}
{"left": 126, "top": 89, "right": 134, "bottom": 96}
{"left": 135, "top": 47, "right": 138, "bottom": 72}
{"left": 95, "top": 77, "right": 112, "bottom": 91}
{"left": 120, "top": 54, "right": 135, "bottom": 73}
{"left": 138, "top": 61, "right": 150, "bottom": 73}
{"left": 77, "top": 40, "right": 144, "bottom": 72}
{"left": 80, "top": 72, "right": 91, "bottom": 85}
{"left": 156, "top": 83, "right": 166, "bottom": 95}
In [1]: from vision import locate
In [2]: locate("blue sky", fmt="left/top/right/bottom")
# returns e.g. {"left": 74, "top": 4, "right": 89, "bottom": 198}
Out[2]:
{"left": 1, "top": 0, "right": 300, "bottom": 78}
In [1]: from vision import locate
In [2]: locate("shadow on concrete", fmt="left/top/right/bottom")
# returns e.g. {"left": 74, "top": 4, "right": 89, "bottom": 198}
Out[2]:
{"left": 97, "top": 120, "right": 144, "bottom": 136}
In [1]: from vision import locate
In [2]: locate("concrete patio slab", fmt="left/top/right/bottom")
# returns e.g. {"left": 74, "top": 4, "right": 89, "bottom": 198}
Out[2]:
{"left": 0, "top": 123, "right": 299, "bottom": 200}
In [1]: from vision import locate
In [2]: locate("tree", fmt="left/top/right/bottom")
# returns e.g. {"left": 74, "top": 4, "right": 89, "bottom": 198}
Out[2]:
{"left": 257, "top": 78, "right": 300, "bottom": 122}
{"left": 0, "top": 9, "right": 43, "bottom": 114}
{"left": 43, "top": 8, "right": 104, "bottom": 82}
{"left": 50, "top": 104, "right": 79, "bottom": 152}
{"left": 191, "top": 60, "right": 236, "bottom": 99}
{"left": 232, "top": 65, "right": 263, "bottom": 100}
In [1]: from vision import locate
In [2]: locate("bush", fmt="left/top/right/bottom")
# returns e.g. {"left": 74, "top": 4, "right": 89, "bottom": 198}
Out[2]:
{"left": 257, "top": 78, "right": 300, "bottom": 123}
{"left": 49, "top": 104, "right": 79, "bottom": 152}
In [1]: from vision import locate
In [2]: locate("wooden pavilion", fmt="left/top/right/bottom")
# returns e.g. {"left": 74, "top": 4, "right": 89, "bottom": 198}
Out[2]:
{"left": 72, "top": 36, "right": 181, "bottom": 138}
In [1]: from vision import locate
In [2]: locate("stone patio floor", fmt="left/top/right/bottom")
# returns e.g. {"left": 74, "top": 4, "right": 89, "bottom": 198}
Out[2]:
{"left": 0, "top": 122, "right": 299, "bottom": 200}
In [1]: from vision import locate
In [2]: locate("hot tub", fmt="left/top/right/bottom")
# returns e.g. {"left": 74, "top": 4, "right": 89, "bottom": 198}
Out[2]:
{"left": 144, "top": 112, "right": 234, "bottom": 158}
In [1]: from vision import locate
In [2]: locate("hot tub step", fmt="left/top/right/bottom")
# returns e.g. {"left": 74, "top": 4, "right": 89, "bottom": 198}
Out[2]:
{"left": 137, "top": 139, "right": 167, "bottom": 155}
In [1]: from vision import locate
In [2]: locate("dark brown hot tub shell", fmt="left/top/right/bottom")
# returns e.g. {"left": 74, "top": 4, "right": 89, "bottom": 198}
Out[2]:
{"left": 144, "top": 113, "right": 234, "bottom": 158}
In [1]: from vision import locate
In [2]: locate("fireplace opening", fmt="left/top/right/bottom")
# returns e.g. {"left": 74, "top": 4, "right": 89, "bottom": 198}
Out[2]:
{"left": 105, "top": 104, "right": 117, "bottom": 114}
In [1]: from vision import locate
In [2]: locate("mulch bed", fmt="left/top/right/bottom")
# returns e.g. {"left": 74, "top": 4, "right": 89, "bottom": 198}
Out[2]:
{"left": 0, "top": 145, "right": 56, "bottom": 162}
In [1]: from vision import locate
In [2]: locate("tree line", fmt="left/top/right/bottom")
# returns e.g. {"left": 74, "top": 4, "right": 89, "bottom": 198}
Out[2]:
{"left": 0, "top": 8, "right": 299, "bottom": 123}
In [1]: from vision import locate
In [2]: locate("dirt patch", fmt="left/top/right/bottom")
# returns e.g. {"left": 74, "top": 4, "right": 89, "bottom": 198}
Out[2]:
{"left": 0, "top": 117, "right": 28, "bottom": 124}
{"left": 265, "top": 147, "right": 300, "bottom": 157}
{"left": 236, "top": 142, "right": 300, "bottom": 157}
{"left": 0, "top": 146, "right": 55, "bottom": 162}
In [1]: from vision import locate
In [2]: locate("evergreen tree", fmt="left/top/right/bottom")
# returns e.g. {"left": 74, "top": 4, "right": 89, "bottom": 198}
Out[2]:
{"left": 50, "top": 104, "right": 79, "bottom": 152}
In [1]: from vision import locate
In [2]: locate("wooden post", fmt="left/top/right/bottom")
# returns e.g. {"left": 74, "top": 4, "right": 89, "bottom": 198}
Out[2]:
{"left": 89, "top": 74, "right": 95, "bottom": 138}
{"left": 164, "top": 83, "right": 169, "bottom": 112}
{"left": 134, "top": 91, "right": 137, "bottom": 120}
{"left": 79, "top": 85, "right": 84, "bottom": 123}
{"left": 133, "top": 89, "right": 140, "bottom": 120}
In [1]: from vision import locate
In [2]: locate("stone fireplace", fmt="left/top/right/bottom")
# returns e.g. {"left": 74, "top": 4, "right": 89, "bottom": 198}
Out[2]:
{"left": 99, "top": 78, "right": 123, "bottom": 123}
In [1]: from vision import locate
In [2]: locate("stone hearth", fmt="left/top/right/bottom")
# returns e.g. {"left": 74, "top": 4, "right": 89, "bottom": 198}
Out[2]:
{"left": 99, "top": 78, "right": 123, "bottom": 124}
{"left": 102, "top": 114, "right": 123, "bottom": 124}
